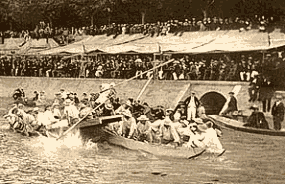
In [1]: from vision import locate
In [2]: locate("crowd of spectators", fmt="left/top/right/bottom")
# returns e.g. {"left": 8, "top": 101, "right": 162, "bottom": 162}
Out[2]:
{"left": 0, "top": 52, "right": 282, "bottom": 82}
{"left": 0, "top": 15, "right": 282, "bottom": 44}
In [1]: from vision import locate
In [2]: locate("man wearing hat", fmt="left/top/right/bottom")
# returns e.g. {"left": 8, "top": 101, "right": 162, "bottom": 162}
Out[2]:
{"left": 63, "top": 99, "right": 79, "bottom": 126}
{"left": 184, "top": 91, "right": 200, "bottom": 121}
{"left": 135, "top": 115, "right": 152, "bottom": 142}
{"left": 244, "top": 104, "right": 269, "bottom": 129}
{"left": 221, "top": 92, "right": 238, "bottom": 116}
{"left": 271, "top": 95, "right": 285, "bottom": 130}
{"left": 60, "top": 89, "right": 67, "bottom": 99}
{"left": 121, "top": 110, "right": 137, "bottom": 139}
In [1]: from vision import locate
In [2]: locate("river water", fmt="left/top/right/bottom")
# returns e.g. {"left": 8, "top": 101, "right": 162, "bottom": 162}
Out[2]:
{"left": 0, "top": 122, "right": 285, "bottom": 184}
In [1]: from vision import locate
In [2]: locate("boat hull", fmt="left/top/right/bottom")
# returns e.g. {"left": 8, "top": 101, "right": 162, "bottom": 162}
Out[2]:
{"left": 209, "top": 115, "right": 285, "bottom": 136}
{"left": 101, "top": 129, "right": 205, "bottom": 159}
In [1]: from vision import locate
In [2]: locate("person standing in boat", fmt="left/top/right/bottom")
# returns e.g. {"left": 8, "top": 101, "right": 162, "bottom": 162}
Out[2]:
{"left": 244, "top": 104, "right": 269, "bottom": 129}
{"left": 63, "top": 99, "right": 79, "bottom": 126}
{"left": 184, "top": 91, "right": 200, "bottom": 121}
{"left": 221, "top": 92, "right": 238, "bottom": 116}
{"left": 271, "top": 95, "right": 285, "bottom": 130}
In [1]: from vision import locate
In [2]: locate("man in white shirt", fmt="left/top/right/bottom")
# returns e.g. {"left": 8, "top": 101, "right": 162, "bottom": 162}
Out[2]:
{"left": 184, "top": 91, "right": 200, "bottom": 121}
{"left": 63, "top": 99, "right": 79, "bottom": 126}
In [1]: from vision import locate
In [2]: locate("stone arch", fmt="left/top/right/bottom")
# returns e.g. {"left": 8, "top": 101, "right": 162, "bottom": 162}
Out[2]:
{"left": 200, "top": 91, "right": 227, "bottom": 115}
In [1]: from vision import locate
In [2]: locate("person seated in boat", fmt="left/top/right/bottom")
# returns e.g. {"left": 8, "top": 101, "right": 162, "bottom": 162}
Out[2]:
{"left": 60, "top": 89, "right": 67, "bottom": 100}
{"left": 82, "top": 92, "right": 89, "bottom": 102}
{"left": 3, "top": 109, "right": 31, "bottom": 136}
{"left": 151, "top": 105, "right": 165, "bottom": 121}
{"left": 32, "top": 91, "right": 39, "bottom": 101}
{"left": 244, "top": 104, "right": 269, "bottom": 129}
{"left": 13, "top": 87, "right": 25, "bottom": 100}
{"left": 73, "top": 93, "right": 80, "bottom": 106}
{"left": 108, "top": 82, "right": 117, "bottom": 99}
{"left": 96, "top": 83, "right": 112, "bottom": 104}
{"left": 111, "top": 97, "right": 121, "bottom": 111}
{"left": 63, "top": 99, "right": 79, "bottom": 126}
{"left": 132, "top": 100, "right": 145, "bottom": 119}
{"left": 17, "top": 103, "right": 25, "bottom": 116}
{"left": 197, "top": 102, "right": 207, "bottom": 120}
{"left": 78, "top": 100, "right": 94, "bottom": 119}
{"left": 53, "top": 92, "right": 63, "bottom": 105}
{"left": 101, "top": 103, "right": 115, "bottom": 116}
{"left": 52, "top": 103, "right": 61, "bottom": 119}
{"left": 38, "top": 105, "right": 59, "bottom": 129}
{"left": 120, "top": 110, "right": 137, "bottom": 139}
{"left": 158, "top": 109, "right": 181, "bottom": 147}
{"left": 115, "top": 101, "right": 132, "bottom": 115}
{"left": 185, "top": 121, "right": 224, "bottom": 154}
{"left": 89, "top": 92, "right": 100, "bottom": 108}
{"left": 135, "top": 115, "right": 152, "bottom": 142}
{"left": 221, "top": 92, "right": 238, "bottom": 116}
{"left": 37, "top": 91, "right": 47, "bottom": 105}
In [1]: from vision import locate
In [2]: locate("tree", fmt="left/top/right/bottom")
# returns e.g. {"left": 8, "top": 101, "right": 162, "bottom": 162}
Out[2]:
{"left": 121, "top": 0, "right": 163, "bottom": 24}
{"left": 190, "top": 0, "right": 216, "bottom": 18}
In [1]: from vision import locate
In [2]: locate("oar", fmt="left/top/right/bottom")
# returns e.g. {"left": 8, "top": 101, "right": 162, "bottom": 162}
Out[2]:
{"left": 188, "top": 149, "right": 206, "bottom": 160}
{"left": 56, "top": 102, "right": 105, "bottom": 140}
{"left": 136, "top": 75, "right": 153, "bottom": 101}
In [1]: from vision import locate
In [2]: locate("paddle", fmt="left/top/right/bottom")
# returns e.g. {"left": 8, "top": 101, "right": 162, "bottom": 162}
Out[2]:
{"left": 188, "top": 149, "right": 206, "bottom": 159}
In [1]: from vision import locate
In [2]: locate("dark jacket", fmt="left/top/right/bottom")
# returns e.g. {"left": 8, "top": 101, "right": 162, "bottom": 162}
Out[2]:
{"left": 228, "top": 96, "right": 238, "bottom": 111}
{"left": 259, "top": 79, "right": 274, "bottom": 101}
{"left": 244, "top": 111, "right": 269, "bottom": 129}
{"left": 272, "top": 101, "right": 285, "bottom": 121}
{"left": 184, "top": 96, "right": 200, "bottom": 108}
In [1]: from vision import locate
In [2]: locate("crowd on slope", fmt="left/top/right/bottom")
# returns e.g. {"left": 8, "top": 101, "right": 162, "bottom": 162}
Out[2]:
{"left": 0, "top": 15, "right": 281, "bottom": 44}
{"left": 0, "top": 52, "right": 282, "bottom": 82}
{"left": 7, "top": 84, "right": 224, "bottom": 153}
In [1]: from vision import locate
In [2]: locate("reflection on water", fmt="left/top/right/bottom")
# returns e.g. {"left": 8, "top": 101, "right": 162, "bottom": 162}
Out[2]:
{"left": 2, "top": 126, "right": 285, "bottom": 183}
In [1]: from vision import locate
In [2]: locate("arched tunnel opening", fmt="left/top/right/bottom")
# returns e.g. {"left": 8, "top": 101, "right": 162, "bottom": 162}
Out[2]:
{"left": 200, "top": 92, "right": 227, "bottom": 115}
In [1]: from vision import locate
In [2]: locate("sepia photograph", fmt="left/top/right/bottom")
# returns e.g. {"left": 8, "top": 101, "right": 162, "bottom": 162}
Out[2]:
{"left": 1, "top": 0, "right": 285, "bottom": 183}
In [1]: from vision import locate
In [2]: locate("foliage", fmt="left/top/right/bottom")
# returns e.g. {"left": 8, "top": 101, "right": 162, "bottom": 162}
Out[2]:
{"left": 0, "top": 0, "right": 284, "bottom": 31}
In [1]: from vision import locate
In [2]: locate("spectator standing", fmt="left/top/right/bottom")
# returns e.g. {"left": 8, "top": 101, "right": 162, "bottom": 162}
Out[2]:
{"left": 271, "top": 95, "right": 285, "bottom": 130}
{"left": 258, "top": 76, "right": 274, "bottom": 113}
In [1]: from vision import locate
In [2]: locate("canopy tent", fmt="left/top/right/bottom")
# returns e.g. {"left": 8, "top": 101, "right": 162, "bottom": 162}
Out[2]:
{"left": 0, "top": 38, "right": 24, "bottom": 55}
{"left": 34, "top": 29, "right": 285, "bottom": 55}
{"left": 19, "top": 38, "right": 59, "bottom": 55}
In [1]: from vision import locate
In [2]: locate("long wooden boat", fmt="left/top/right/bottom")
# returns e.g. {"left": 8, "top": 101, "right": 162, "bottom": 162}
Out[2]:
{"left": 100, "top": 128, "right": 206, "bottom": 159}
{"left": 208, "top": 115, "right": 285, "bottom": 136}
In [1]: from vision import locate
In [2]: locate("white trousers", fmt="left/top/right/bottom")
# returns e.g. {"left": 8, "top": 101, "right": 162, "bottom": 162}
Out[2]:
{"left": 187, "top": 106, "right": 196, "bottom": 120}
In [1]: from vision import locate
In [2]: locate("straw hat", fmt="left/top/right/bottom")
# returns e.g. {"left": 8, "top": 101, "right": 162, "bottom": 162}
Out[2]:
{"left": 105, "top": 103, "right": 114, "bottom": 110}
{"left": 137, "top": 115, "right": 149, "bottom": 121}
{"left": 229, "top": 91, "right": 235, "bottom": 95}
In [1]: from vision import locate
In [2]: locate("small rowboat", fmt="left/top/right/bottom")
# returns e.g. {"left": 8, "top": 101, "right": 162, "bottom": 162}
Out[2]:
{"left": 209, "top": 115, "right": 285, "bottom": 136}
{"left": 101, "top": 129, "right": 206, "bottom": 159}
